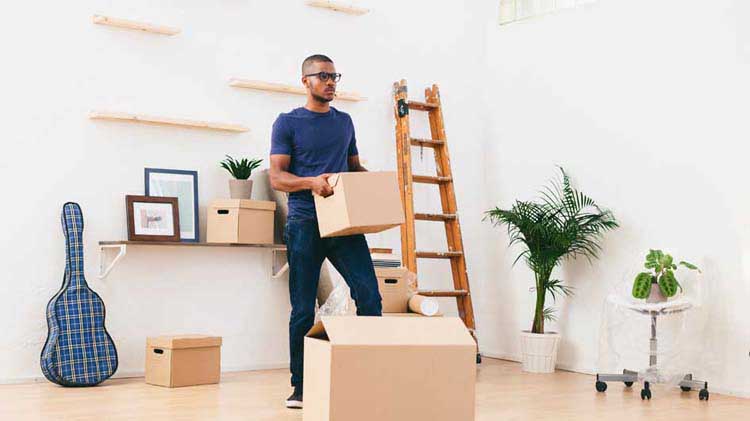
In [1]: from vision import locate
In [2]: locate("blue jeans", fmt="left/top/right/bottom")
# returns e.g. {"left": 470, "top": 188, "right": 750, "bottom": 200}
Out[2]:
{"left": 284, "top": 217, "right": 382, "bottom": 388}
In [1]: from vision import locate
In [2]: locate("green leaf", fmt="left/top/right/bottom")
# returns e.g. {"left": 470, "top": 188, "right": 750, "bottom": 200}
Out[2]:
{"left": 679, "top": 261, "right": 700, "bottom": 272}
{"left": 543, "top": 279, "right": 574, "bottom": 302}
{"left": 659, "top": 269, "right": 679, "bottom": 297}
{"left": 632, "top": 272, "right": 653, "bottom": 299}
{"left": 542, "top": 307, "right": 558, "bottom": 322}
{"left": 219, "top": 155, "right": 263, "bottom": 179}
{"left": 645, "top": 249, "right": 660, "bottom": 269}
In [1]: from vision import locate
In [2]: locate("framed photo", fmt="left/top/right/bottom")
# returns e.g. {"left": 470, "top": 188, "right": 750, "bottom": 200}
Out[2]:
{"left": 126, "top": 195, "right": 180, "bottom": 242}
{"left": 145, "top": 168, "right": 199, "bottom": 243}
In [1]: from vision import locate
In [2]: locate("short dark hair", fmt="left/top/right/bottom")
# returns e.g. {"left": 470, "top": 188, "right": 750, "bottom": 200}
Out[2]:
{"left": 302, "top": 54, "right": 334, "bottom": 74}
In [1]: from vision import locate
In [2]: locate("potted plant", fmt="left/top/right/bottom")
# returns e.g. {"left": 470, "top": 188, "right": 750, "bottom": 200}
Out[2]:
{"left": 485, "top": 168, "right": 618, "bottom": 373}
{"left": 632, "top": 249, "right": 700, "bottom": 303}
{"left": 220, "top": 155, "right": 263, "bottom": 199}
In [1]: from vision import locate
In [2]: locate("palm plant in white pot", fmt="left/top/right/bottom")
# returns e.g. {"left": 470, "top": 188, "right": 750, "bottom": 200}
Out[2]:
{"left": 485, "top": 168, "right": 618, "bottom": 373}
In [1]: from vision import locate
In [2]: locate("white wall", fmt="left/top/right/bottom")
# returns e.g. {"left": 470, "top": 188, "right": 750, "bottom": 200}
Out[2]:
{"left": 479, "top": 0, "right": 750, "bottom": 396}
{"left": 0, "top": 0, "right": 487, "bottom": 382}
{"left": 2, "top": 0, "right": 749, "bottom": 399}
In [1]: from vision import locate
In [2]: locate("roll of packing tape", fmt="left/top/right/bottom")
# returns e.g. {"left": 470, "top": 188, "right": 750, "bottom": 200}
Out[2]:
{"left": 408, "top": 294, "right": 440, "bottom": 316}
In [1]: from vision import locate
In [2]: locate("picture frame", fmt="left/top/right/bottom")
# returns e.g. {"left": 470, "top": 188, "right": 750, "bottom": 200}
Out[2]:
{"left": 145, "top": 168, "right": 200, "bottom": 243}
{"left": 126, "top": 195, "right": 181, "bottom": 242}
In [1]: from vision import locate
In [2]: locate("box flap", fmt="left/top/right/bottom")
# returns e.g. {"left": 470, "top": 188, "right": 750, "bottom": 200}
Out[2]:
{"left": 147, "top": 335, "right": 223, "bottom": 349}
{"left": 306, "top": 321, "right": 329, "bottom": 341}
{"left": 210, "top": 199, "right": 276, "bottom": 211}
{"left": 375, "top": 267, "right": 409, "bottom": 278}
{"left": 307, "top": 316, "right": 474, "bottom": 346}
{"left": 327, "top": 173, "right": 341, "bottom": 188}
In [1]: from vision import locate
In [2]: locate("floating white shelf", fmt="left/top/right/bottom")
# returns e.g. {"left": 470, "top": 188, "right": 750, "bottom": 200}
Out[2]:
{"left": 89, "top": 111, "right": 249, "bottom": 133}
{"left": 97, "top": 241, "right": 390, "bottom": 280}
{"left": 98, "top": 241, "right": 288, "bottom": 280}
{"left": 305, "top": 1, "right": 370, "bottom": 16}
{"left": 92, "top": 14, "right": 181, "bottom": 36}
{"left": 229, "top": 78, "right": 366, "bottom": 102}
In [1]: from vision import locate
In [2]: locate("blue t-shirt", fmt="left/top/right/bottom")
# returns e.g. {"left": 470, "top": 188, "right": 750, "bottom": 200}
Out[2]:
{"left": 270, "top": 107, "right": 358, "bottom": 220}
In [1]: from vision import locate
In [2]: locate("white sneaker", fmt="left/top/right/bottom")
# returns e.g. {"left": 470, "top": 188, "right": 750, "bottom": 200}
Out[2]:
{"left": 285, "top": 387, "right": 303, "bottom": 409}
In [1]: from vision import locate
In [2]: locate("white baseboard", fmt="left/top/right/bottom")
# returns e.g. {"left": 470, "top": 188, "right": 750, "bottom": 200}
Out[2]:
{"left": 0, "top": 361, "right": 290, "bottom": 385}
{"left": 0, "top": 376, "right": 49, "bottom": 385}
{"left": 6, "top": 356, "right": 749, "bottom": 399}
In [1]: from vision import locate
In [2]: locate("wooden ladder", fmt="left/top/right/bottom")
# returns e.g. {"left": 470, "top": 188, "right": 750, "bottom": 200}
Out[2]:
{"left": 392, "top": 80, "right": 480, "bottom": 362}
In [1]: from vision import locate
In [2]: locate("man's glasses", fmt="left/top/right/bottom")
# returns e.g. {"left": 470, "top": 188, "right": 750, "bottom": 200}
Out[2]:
{"left": 304, "top": 72, "right": 342, "bottom": 82}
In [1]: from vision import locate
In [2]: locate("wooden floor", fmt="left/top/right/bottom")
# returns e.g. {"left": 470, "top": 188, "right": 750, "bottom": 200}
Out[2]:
{"left": 1, "top": 359, "right": 746, "bottom": 420}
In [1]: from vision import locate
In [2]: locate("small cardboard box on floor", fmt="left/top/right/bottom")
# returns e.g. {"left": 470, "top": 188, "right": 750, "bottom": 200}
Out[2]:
{"left": 303, "top": 316, "right": 476, "bottom": 421}
{"left": 375, "top": 267, "right": 441, "bottom": 316}
{"left": 207, "top": 199, "right": 276, "bottom": 244}
{"left": 314, "top": 171, "right": 404, "bottom": 238}
{"left": 374, "top": 267, "right": 411, "bottom": 313}
{"left": 145, "top": 335, "right": 222, "bottom": 388}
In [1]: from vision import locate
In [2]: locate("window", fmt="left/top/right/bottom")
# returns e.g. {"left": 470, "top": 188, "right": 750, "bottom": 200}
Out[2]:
{"left": 499, "top": 0, "right": 598, "bottom": 25}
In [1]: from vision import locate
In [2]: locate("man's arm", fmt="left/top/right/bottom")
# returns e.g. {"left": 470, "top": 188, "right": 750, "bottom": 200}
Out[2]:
{"left": 348, "top": 155, "right": 367, "bottom": 172}
{"left": 269, "top": 154, "right": 333, "bottom": 197}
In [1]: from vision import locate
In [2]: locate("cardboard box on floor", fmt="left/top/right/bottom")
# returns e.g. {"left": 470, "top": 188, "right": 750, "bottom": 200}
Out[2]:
{"left": 145, "top": 335, "right": 221, "bottom": 388}
{"left": 314, "top": 171, "right": 404, "bottom": 238}
{"left": 207, "top": 199, "right": 276, "bottom": 244}
{"left": 375, "top": 267, "right": 442, "bottom": 316}
{"left": 303, "top": 316, "right": 476, "bottom": 421}
{"left": 374, "top": 267, "right": 411, "bottom": 313}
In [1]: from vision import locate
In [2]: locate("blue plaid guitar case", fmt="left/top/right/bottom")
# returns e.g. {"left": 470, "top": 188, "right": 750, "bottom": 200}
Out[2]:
{"left": 40, "top": 202, "right": 118, "bottom": 386}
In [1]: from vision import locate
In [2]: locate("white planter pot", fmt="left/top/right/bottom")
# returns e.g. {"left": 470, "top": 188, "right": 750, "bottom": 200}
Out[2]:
{"left": 646, "top": 284, "right": 667, "bottom": 303}
{"left": 520, "top": 331, "right": 561, "bottom": 373}
{"left": 229, "top": 179, "right": 253, "bottom": 199}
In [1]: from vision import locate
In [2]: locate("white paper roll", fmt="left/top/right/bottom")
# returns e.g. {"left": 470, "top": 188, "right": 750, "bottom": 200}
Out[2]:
{"left": 408, "top": 295, "right": 440, "bottom": 316}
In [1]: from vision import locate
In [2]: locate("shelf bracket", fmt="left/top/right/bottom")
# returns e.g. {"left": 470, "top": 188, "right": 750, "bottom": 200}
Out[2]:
{"left": 272, "top": 248, "right": 289, "bottom": 279}
{"left": 99, "top": 244, "right": 127, "bottom": 279}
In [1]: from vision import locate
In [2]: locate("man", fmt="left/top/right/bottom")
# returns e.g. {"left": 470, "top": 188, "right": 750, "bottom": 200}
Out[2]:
{"left": 269, "top": 54, "right": 383, "bottom": 409}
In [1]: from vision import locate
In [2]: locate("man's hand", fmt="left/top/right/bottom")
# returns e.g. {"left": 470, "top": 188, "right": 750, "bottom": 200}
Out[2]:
{"left": 310, "top": 173, "right": 334, "bottom": 197}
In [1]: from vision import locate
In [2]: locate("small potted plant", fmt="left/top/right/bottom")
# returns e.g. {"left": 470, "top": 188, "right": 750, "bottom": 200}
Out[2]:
{"left": 632, "top": 249, "right": 700, "bottom": 303}
{"left": 220, "top": 155, "right": 263, "bottom": 199}
{"left": 485, "top": 168, "right": 618, "bottom": 373}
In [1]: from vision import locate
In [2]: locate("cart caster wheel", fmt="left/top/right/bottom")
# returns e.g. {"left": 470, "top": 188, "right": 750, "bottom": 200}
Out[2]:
{"left": 596, "top": 381, "right": 607, "bottom": 392}
{"left": 624, "top": 381, "right": 634, "bottom": 387}
{"left": 681, "top": 386, "right": 692, "bottom": 392}
{"left": 476, "top": 353, "right": 482, "bottom": 364}
{"left": 641, "top": 382, "right": 651, "bottom": 400}
{"left": 699, "top": 389, "right": 709, "bottom": 401}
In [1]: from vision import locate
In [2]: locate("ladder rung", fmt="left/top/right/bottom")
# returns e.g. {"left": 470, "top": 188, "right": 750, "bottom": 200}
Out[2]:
{"left": 416, "top": 251, "right": 463, "bottom": 259}
{"left": 369, "top": 247, "right": 393, "bottom": 254}
{"left": 412, "top": 175, "right": 452, "bottom": 184}
{"left": 418, "top": 289, "right": 469, "bottom": 297}
{"left": 407, "top": 100, "right": 439, "bottom": 111}
{"left": 415, "top": 213, "right": 456, "bottom": 222}
{"left": 410, "top": 138, "right": 445, "bottom": 148}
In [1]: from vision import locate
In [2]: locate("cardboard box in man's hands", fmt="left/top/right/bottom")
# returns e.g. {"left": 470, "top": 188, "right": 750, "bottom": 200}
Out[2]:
{"left": 314, "top": 171, "right": 404, "bottom": 237}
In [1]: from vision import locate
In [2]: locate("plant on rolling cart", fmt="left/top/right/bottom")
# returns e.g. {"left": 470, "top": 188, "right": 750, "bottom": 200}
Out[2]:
{"left": 631, "top": 249, "right": 700, "bottom": 303}
{"left": 484, "top": 168, "right": 618, "bottom": 373}
{"left": 220, "top": 155, "right": 263, "bottom": 199}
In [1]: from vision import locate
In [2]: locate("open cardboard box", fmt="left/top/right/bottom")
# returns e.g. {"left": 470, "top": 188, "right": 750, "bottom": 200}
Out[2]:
{"left": 303, "top": 316, "right": 476, "bottom": 421}
{"left": 314, "top": 171, "right": 404, "bottom": 238}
